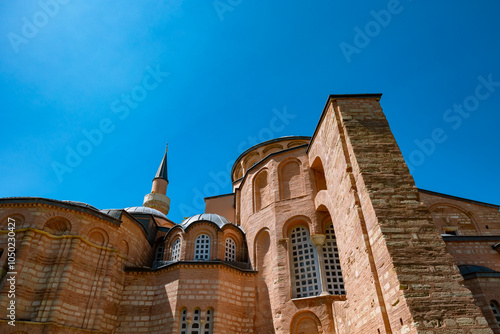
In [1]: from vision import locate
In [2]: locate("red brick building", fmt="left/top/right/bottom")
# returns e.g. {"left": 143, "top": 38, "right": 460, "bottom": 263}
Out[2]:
{"left": 1, "top": 94, "right": 499, "bottom": 333}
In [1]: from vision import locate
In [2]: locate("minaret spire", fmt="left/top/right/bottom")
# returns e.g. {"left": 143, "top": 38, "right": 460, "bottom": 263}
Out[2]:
{"left": 143, "top": 144, "right": 171, "bottom": 215}
{"left": 154, "top": 144, "right": 169, "bottom": 182}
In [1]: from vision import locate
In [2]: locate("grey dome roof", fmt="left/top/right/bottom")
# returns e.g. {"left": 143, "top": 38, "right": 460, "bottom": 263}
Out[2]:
{"left": 125, "top": 206, "right": 168, "bottom": 219}
{"left": 62, "top": 200, "right": 99, "bottom": 211}
{"left": 181, "top": 213, "right": 232, "bottom": 229}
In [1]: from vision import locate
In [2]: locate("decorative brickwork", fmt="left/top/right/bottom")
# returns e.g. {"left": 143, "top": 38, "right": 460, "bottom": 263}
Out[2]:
{"left": 1, "top": 95, "right": 499, "bottom": 333}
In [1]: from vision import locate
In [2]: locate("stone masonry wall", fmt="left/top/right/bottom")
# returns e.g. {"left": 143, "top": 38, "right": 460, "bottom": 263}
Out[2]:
{"left": 118, "top": 264, "right": 256, "bottom": 334}
{"left": 309, "top": 95, "right": 492, "bottom": 333}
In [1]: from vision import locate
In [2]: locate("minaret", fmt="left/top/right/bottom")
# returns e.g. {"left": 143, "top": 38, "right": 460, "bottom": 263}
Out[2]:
{"left": 143, "top": 145, "right": 171, "bottom": 215}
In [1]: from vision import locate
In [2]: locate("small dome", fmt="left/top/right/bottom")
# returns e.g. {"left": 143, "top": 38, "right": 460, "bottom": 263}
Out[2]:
{"left": 125, "top": 206, "right": 168, "bottom": 219}
{"left": 181, "top": 213, "right": 232, "bottom": 229}
{"left": 62, "top": 200, "right": 99, "bottom": 211}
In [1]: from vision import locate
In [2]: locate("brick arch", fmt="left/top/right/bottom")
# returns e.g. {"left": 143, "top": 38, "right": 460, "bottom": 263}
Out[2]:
{"left": 290, "top": 311, "right": 322, "bottom": 334}
{"left": 253, "top": 227, "right": 271, "bottom": 269}
{"left": 278, "top": 158, "right": 304, "bottom": 200}
{"left": 233, "top": 163, "right": 243, "bottom": 180}
{"left": 1, "top": 213, "right": 25, "bottom": 229}
{"left": 165, "top": 229, "right": 184, "bottom": 259}
{"left": 282, "top": 215, "right": 313, "bottom": 239}
{"left": 118, "top": 239, "right": 129, "bottom": 257}
{"left": 310, "top": 155, "right": 327, "bottom": 192}
{"left": 39, "top": 210, "right": 77, "bottom": 230}
{"left": 43, "top": 216, "right": 71, "bottom": 236}
{"left": 263, "top": 143, "right": 284, "bottom": 155}
{"left": 314, "top": 190, "right": 334, "bottom": 214}
{"left": 254, "top": 227, "right": 274, "bottom": 332}
{"left": 428, "top": 203, "right": 479, "bottom": 235}
{"left": 87, "top": 227, "right": 109, "bottom": 246}
{"left": 287, "top": 141, "right": 308, "bottom": 148}
{"left": 243, "top": 151, "right": 261, "bottom": 170}
{"left": 253, "top": 168, "right": 271, "bottom": 212}
{"left": 221, "top": 227, "right": 245, "bottom": 262}
{"left": 184, "top": 224, "right": 218, "bottom": 260}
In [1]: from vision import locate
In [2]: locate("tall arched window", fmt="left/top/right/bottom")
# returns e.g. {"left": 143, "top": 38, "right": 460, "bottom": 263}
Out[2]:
{"left": 491, "top": 300, "right": 500, "bottom": 326}
{"left": 323, "top": 224, "right": 345, "bottom": 295}
{"left": 290, "top": 225, "right": 320, "bottom": 298}
{"left": 171, "top": 238, "right": 181, "bottom": 261}
{"left": 155, "top": 244, "right": 164, "bottom": 262}
{"left": 225, "top": 237, "right": 236, "bottom": 261}
{"left": 179, "top": 308, "right": 188, "bottom": 334}
{"left": 203, "top": 308, "right": 213, "bottom": 334}
{"left": 194, "top": 234, "right": 211, "bottom": 261}
{"left": 190, "top": 308, "right": 201, "bottom": 334}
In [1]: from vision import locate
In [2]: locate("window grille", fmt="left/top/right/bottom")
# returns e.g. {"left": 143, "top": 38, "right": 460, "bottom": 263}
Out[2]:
{"left": 171, "top": 238, "right": 181, "bottom": 261}
{"left": 203, "top": 309, "right": 213, "bottom": 334}
{"left": 179, "top": 308, "right": 188, "bottom": 334}
{"left": 190, "top": 309, "right": 201, "bottom": 334}
{"left": 491, "top": 301, "right": 500, "bottom": 326}
{"left": 194, "top": 234, "right": 210, "bottom": 261}
{"left": 290, "top": 226, "right": 320, "bottom": 298}
{"left": 225, "top": 238, "right": 236, "bottom": 262}
{"left": 323, "top": 224, "right": 345, "bottom": 295}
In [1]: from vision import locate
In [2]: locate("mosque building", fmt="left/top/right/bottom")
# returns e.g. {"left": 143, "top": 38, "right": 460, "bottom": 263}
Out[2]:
{"left": 1, "top": 94, "right": 499, "bottom": 333}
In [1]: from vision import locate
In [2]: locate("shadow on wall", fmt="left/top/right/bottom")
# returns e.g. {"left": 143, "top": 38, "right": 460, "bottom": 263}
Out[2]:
{"left": 254, "top": 229, "right": 275, "bottom": 333}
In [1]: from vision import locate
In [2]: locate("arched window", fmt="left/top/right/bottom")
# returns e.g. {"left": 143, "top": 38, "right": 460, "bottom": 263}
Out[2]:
{"left": 179, "top": 308, "right": 188, "bottom": 334}
{"left": 190, "top": 308, "right": 201, "bottom": 334}
{"left": 203, "top": 308, "right": 213, "bottom": 334}
{"left": 225, "top": 237, "right": 236, "bottom": 262}
{"left": 155, "top": 244, "right": 164, "bottom": 262}
{"left": 491, "top": 300, "right": 500, "bottom": 326}
{"left": 323, "top": 224, "right": 345, "bottom": 295}
{"left": 194, "top": 234, "right": 211, "bottom": 261}
{"left": 290, "top": 226, "right": 320, "bottom": 298}
{"left": 171, "top": 238, "right": 181, "bottom": 261}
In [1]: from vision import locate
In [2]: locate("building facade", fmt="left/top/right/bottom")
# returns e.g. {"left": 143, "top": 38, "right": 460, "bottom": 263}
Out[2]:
{"left": 1, "top": 94, "right": 499, "bottom": 333}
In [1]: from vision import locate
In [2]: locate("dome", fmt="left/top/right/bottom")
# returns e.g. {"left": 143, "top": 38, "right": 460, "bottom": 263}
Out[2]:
{"left": 125, "top": 206, "right": 168, "bottom": 219}
{"left": 62, "top": 200, "right": 99, "bottom": 211}
{"left": 181, "top": 213, "right": 232, "bottom": 229}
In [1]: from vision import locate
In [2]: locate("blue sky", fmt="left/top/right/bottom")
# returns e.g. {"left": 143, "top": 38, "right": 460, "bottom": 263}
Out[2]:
{"left": 1, "top": 0, "right": 499, "bottom": 223}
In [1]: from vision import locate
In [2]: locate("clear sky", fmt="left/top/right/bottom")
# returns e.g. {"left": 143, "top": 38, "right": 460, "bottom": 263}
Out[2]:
{"left": 1, "top": 0, "right": 499, "bottom": 223}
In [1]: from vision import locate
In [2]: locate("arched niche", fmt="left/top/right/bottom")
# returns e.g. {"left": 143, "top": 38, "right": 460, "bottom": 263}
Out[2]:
{"left": 43, "top": 217, "right": 71, "bottom": 236}
{"left": 254, "top": 169, "right": 271, "bottom": 212}
{"left": 279, "top": 159, "right": 303, "bottom": 200}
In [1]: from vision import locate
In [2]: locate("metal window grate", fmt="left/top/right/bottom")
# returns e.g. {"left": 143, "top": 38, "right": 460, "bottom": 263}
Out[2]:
{"left": 225, "top": 238, "right": 236, "bottom": 261}
{"left": 179, "top": 308, "right": 188, "bottom": 334}
{"left": 203, "top": 309, "right": 213, "bottom": 334}
{"left": 194, "top": 234, "right": 210, "bottom": 261}
{"left": 171, "top": 238, "right": 181, "bottom": 261}
{"left": 323, "top": 224, "right": 345, "bottom": 295}
{"left": 290, "top": 226, "right": 320, "bottom": 298}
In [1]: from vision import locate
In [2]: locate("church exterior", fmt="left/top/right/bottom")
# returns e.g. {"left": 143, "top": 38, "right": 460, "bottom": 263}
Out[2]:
{"left": 1, "top": 94, "right": 499, "bottom": 333}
